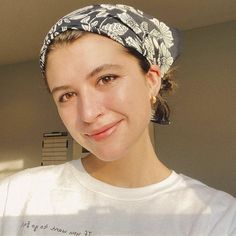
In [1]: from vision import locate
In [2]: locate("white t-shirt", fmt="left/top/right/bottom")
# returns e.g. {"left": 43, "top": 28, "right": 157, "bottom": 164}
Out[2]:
{"left": 0, "top": 158, "right": 235, "bottom": 236}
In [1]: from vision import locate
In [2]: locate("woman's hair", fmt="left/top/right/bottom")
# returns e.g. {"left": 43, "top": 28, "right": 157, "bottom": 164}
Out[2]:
{"left": 45, "top": 30, "right": 177, "bottom": 125}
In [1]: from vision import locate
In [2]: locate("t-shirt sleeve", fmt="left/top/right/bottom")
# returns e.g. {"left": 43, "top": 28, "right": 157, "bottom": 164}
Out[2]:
{"left": 229, "top": 210, "right": 236, "bottom": 235}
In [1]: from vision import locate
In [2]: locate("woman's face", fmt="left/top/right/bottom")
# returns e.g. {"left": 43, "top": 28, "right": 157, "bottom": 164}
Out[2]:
{"left": 46, "top": 33, "right": 160, "bottom": 161}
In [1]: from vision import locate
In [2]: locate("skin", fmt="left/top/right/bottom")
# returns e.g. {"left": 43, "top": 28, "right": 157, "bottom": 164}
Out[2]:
{"left": 46, "top": 33, "right": 171, "bottom": 188}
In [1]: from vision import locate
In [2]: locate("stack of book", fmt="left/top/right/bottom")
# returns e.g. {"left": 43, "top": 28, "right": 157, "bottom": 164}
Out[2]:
{"left": 41, "top": 132, "right": 69, "bottom": 166}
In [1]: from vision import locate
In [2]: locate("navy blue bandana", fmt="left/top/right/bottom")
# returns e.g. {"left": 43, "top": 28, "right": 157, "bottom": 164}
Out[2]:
{"left": 39, "top": 4, "right": 181, "bottom": 78}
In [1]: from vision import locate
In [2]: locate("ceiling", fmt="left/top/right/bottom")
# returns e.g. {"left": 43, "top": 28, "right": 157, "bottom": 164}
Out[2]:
{"left": 1, "top": 0, "right": 236, "bottom": 66}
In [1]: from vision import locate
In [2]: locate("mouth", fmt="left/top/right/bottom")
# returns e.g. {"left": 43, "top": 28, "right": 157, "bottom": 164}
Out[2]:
{"left": 85, "top": 120, "right": 122, "bottom": 141}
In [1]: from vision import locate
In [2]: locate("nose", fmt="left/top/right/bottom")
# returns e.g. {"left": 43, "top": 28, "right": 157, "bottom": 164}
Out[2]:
{"left": 79, "top": 90, "right": 104, "bottom": 123}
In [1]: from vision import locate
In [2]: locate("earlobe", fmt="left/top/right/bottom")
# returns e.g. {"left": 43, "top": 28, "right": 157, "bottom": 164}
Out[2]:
{"left": 146, "top": 64, "right": 161, "bottom": 96}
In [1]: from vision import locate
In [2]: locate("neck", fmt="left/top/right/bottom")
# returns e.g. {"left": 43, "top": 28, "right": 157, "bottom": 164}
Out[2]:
{"left": 82, "top": 129, "right": 171, "bottom": 188}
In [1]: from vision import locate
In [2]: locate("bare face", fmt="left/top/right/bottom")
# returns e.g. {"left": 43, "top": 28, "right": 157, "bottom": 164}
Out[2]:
{"left": 46, "top": 33, "right": 160, "bottom": 161}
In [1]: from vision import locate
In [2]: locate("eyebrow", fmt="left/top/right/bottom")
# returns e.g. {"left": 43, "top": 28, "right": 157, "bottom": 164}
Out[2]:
{"left": 51, "top": 85, "right": 72, "bottom": 95}
{"left": 51, "top": 64, "right": 122, "bottom": 95}
{"left": 86, "top": 64, "right": 122, "bottom": 79}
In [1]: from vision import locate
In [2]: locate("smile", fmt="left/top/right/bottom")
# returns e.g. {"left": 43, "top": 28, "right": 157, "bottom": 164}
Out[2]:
{"left": 85, "top": 120, "right": 122, "bottom": 141}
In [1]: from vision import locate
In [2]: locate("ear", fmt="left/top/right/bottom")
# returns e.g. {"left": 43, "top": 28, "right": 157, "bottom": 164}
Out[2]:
{"left": 145, "top": 64, "right": 161, "bottom": 97}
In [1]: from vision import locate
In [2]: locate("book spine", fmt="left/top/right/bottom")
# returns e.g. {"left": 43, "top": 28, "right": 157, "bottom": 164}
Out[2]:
{"left": 43, "top": 132, "right": 68, "bottom": 137}
{"left": 42, "top": 147, "right": 67, "bottom": 152}
{"left": 41, "top": 160, "right": 67, "bottom": 166}
{"left": 42, "top": 151, "right": 67, "bottom": 157}
{"left": 42, "top": 155, "right": 67, "bottom": 161}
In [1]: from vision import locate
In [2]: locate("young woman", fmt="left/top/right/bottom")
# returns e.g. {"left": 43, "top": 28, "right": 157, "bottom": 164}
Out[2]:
{"left": 1, "top": 4, "right": 235, "bottom": 236}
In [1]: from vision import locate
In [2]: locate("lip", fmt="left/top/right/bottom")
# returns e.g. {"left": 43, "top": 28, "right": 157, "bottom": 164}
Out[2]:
{"left": 85, "top": 120, "right": 122, "bottom": 141}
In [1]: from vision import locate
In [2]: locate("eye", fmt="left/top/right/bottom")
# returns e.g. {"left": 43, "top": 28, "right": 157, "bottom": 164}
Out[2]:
{"left": 97, "top": 75, "right": 118, "bottom": 86}
{"left": 58, "top": 92, "right": 76, "bottom": 103}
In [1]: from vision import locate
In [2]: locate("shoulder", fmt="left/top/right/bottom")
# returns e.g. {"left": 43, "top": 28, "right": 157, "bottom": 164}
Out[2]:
{"left": 170, "top": 172, "right": 236, "bottom": 214}
{"left": 178, "top": 173, "right": 235, "bottom": 202}
{"left": 176, "top": 173, "right": 236, "bottom": 234}
{"left": 0, "top": 163, "right": 71, "bottom": 204}
{"left": 0, "top": 162, "right": 78, "bottom": 216}
{"left": 0, "top": 163, "right": 67, "bottom": 188}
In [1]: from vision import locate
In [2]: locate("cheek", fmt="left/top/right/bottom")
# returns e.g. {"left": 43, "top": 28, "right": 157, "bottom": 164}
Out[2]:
{"left": 103, "top": 83, "right": 134, "bottom": 116}
{"left": 115, "top": 78, "right": 150, "bottom": 111}
{"left": 105, "top": 78, "right": 151, "bottom": 123}
{"left": 111, "top": 78, "right": 146, "bottom": 104}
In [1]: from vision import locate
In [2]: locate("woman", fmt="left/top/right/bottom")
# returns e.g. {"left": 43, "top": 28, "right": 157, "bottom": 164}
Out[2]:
{"left": 0, "top": 4, "right": 235, "bottom": 236}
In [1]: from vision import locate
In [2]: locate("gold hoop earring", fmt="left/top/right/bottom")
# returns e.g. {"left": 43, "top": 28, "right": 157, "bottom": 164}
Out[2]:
{"left": 151, "top": 96, "right": 157, "bottom": 104}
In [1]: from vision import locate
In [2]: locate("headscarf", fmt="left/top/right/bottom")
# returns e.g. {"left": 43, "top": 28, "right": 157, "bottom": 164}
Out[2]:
{"left": 39, "top": 4, "right": 181, "bottom": 78}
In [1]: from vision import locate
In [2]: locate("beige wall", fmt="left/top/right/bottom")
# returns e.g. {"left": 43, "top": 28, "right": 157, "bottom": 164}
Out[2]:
{"left": 0, "top": 61, "right": 66, "bottom": 179}
{"left": 155, "top": 20, "right": 236, "bottom": 196}
{"left": 0, "top": 21, "right": 235, "bottom": 196}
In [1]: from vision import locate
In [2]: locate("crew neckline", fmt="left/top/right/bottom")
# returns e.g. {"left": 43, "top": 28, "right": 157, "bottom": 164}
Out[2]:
{"left": 69, "top": 158, "right": 181, "bottom": 201}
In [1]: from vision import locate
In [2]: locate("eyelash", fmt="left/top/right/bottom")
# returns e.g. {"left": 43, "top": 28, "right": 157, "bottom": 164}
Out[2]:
{"left": 58, "top": 92, "right": 76, "bottom": 103}
{"left": 97, "top": 75, "right": 118, "bottom": 86}
{"left": 58, "top": 75, "right": 118, "bottom": 103}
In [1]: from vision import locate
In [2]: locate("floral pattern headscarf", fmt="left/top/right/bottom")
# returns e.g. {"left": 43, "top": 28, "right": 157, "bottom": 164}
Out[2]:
{"left": 39, "top": 4, "right": 181, "bottom": 78}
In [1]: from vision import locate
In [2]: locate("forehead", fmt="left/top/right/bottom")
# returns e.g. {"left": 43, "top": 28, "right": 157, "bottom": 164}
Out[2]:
{"left": 50, "top": 33, "right": 128, "bottom": 60}
{"left": 46, "top": 33, "right": 139, "bottom": 83}
{"left": 47, "top": 33, "right": 131, "bottom": 71}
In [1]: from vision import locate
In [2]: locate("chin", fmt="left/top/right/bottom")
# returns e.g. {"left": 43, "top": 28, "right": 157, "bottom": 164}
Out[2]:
{"left": 96, "top": 156, "right": 122, "bottom": 162}
{"left": 92, "top": 149, "right": 124, "bottom": 162}
{"left": 87, "top": 140, "right": 133, "bottom": 162}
